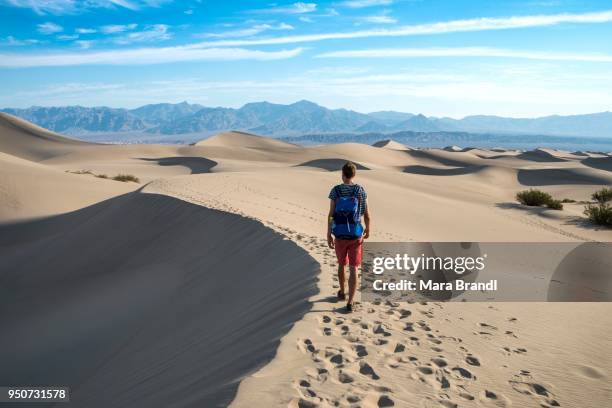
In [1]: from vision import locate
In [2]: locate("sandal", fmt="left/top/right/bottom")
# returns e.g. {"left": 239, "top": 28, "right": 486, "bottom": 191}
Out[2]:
{"left": 346, "top": 302, "right": 354, "bottom": 313}
{"left": 337, "top": 290, "right": 346, "bottom": 300}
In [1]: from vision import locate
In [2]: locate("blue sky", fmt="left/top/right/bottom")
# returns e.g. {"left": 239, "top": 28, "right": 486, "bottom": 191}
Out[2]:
{"left": 1, "top": 0, "right": 612, "bottom": 117}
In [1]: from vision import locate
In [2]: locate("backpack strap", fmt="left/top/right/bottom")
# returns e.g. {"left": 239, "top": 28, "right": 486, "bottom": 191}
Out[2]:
{"left": 334, "top": 185, "right": 342, "bottom": 200}
{"left": 353, "top": 185, "right": 361, "bottom": 213}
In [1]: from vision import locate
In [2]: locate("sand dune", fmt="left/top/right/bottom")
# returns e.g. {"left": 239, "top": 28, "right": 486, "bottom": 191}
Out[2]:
{"left": 1, "top": 119, "right": 611, "bottom": 408}
{"left": 372, "top": 139, "right": 410, "bottom": 150}
{"left": 516, "top": 148, "right": 568, "bottom": 163}
{"left": 406, "top": 149, "right": 482, "bottom": 168}
{"left": 196, "top": 130, "right": 297, "bottom": 150}
{"left": 0, "top": 191, "right": 318, "bottom": 408}
{"left": 0, "top": 152, "right": 134, "bottom": 221}
{"left": 0, "top": 112, "right": 90, "bottom": 161}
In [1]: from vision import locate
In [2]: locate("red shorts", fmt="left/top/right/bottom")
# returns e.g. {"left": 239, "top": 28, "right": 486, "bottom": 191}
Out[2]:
{"left": 334, "top": 238, "right": 363, "bottom": 267}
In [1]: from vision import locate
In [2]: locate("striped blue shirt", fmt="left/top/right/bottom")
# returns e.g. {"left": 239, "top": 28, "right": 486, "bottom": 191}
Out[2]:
{"left": 329, "top": 183, "right": 367, "bottom": 216}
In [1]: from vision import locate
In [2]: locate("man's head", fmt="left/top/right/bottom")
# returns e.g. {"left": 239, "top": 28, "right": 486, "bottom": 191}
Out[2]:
{"left": 342, "top": 161, "right": 357, "bottom": 182}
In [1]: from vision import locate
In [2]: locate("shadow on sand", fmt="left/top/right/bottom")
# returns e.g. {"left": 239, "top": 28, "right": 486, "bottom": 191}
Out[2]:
{"left": 139, "top": 156, "right": 218, "bottom": 174}
{"left": 517, "top": 168, "right": 612, "bottom": 186}
{"left": 295, "top": 158, "right": 370, "bottom": 171}
{"left": 581, "top": 157, "right": 612, "bottom": 173}
{"left": 404, "top": 164, "right": 488, "bottom": 176}
{"left": 0, "top": 191, "right": 318, "bottom": 408}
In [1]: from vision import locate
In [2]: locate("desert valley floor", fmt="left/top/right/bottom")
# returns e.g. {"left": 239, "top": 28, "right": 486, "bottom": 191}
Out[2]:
{"left": 0, "top": 112, "right": 611, "bottom": 408}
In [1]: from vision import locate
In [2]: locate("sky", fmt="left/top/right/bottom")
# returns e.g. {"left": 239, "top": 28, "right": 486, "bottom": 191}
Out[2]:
{"left": 1, "top": 0, "right": 612, "bottom": 118}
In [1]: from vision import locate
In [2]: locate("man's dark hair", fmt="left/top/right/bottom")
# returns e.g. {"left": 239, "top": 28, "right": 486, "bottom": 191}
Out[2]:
{"left": 342, "top": 161, "right": 357, "bottom": 179}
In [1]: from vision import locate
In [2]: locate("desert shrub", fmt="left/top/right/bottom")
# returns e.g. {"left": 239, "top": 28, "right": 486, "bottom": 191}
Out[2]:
{"left": 546, "top": 200, "right": 563, "bottom": 210}
{"left": 113, "top": 174, "right": 140, "bottom": 183}
{"left": 95, "top": 174, "right": 108, "bottom": 179}
{"left": 592, "top": 187, "right": 612, "bottom": 203}
{"left": 561, "top": 198, "right": 576, "bottom": 203}
{"left": 584, "top": 203, "right": 612, "bottom": 227}
{"left": 516, "top": 189, "right": 553, "bottom": 207}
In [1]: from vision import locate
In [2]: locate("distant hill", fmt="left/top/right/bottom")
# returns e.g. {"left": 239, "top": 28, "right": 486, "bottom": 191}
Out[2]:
{"left": 434, "top": 112, "right": 612, "bottom": 138}
{"left": 2, "top": 106, "right": 147, "bottom": 135}
{"left": 367, "top": 111, "right": 414, "bottom": 125}
{"left": 2, "top": 101, "right": 612, "bottom": 139}
{"left": 130, "top": 101, "right": 205, "bottom": 125}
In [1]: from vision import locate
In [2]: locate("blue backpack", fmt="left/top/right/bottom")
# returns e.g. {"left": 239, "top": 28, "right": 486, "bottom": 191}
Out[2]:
{"left": 332, "top": 185, "right": 364, "bottom": 239}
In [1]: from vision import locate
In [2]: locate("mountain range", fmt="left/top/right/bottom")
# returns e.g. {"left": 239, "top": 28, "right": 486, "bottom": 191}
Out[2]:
{"left": 3, "top": 100, "right": 612, "bottom": 139}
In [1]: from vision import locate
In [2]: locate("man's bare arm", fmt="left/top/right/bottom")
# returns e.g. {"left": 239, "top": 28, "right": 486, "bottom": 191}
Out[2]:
{"left": 363, "top": 198, "right": 371, "bottom": 239}
{"left": 327, "top": 199, "right": 335, "bottom": 248}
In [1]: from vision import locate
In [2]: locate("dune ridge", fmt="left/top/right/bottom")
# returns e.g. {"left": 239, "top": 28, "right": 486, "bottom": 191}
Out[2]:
{"left": 0, "top": 112, "right": 90, "bottom": 161}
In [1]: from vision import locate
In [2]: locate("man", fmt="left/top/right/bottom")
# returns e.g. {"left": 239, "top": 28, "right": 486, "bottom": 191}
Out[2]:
{"left": 327, "top": 161, "right": 371, "bottom": 312}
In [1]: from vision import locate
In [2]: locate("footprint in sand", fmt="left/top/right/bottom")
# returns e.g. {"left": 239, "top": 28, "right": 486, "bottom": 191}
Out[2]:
{"left": 478, "top": 390, "right": 511, "bottom": 407}
{"left": 302, "top": 339, "right": 316, "bottom": 353}
{"left": 296, "top": 398, "right": 317, "bottom": 408}
{"left": 451, "top": 366, "right": 475, "bottom": 380}
{"left": 575, "top": 365, "right": 605, "bottom": 379}
{"left": 465, "top": 355, "right": 481, "bottom": 366}
{"left": 353, "top": 344, "right": 368, "bottom": 357}
{"left": 377, "top": 395, "right": 395, "bottom": 407}
{"left": 394, "top": 343, "right": 406, "bottom": 353}
{"left": 399, "top": 309, "right": 412, "bottom": 318}
{"left": 359, "top": 361, "right": 380, "bottom": 380}
{"left": 373, "top": 324, "right": 391, "bottom": 337}
{"left": 426, "top": 335, "right": 442, "bottom": 345}
{"left": 510, "top": 376, "right": 560, "bottom": 407}
{"left": 431, "top": 357, "right": 448, "bottom": 368}
{"left": 338, "top": 371, "right": 354, "bottom": 384}
{"left": 438, "top": 399, "right": 458, "bottom": 408}
{"left": 417, "top": 366, "right": 434, "bottom": 375}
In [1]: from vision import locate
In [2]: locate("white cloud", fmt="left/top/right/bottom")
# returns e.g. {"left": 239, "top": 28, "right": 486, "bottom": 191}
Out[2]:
{"left": 340, "top": 0, "right": 392, "bottom": 8}
{"left": 100, "top": 23, "right": 138, "bottom": 34}
{"left": 37, "top": 22, "right": 63, "bottom": 34}
{"left": 57, "top": 34, "right": 79, "bottom": 40}
{"left": 195, "top": 10, "right": 612, "bottom": 47}
{"left": 75, "top": 40, "right": 95, "bottom": 49}
{"left": 201, "top": 23, "right": 294, "bottom": 39}
{"left": 76, "top": 28, "right": 97, "bottom": 34}
{"left": 358, "top": 14, "right": 397, "bottom": 24}
{"left": 114, "top": 24, "right": 171, "bottom": 44}
{"left": 251, "top": 2, "right": 317, "bottom": 14}
{"left": 0, "top": 0, "right": 169, "bottom": 15}
{"left": 0, "top": 46, "right": 304, "bottom": 67}
{"left": 1, "top": 36, "right": 41, "bottom": 46}
{"left": 316, "top": 46, "right": 612, "bottom": 62}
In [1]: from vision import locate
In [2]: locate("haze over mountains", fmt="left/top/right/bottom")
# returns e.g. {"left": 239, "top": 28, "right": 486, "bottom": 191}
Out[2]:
{"left": 3, "top": 100, "right": 612, "bottom": 141}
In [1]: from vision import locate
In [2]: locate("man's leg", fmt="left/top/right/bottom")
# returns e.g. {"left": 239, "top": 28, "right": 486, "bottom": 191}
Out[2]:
{"left": 347, "top": 238, "right": 362, "bottom": 306}
{"left": 337, "top": 264, "right": 346, "bottom": 296}
{"left": 347, "top": 266, "right": 358, "bottom": 305}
